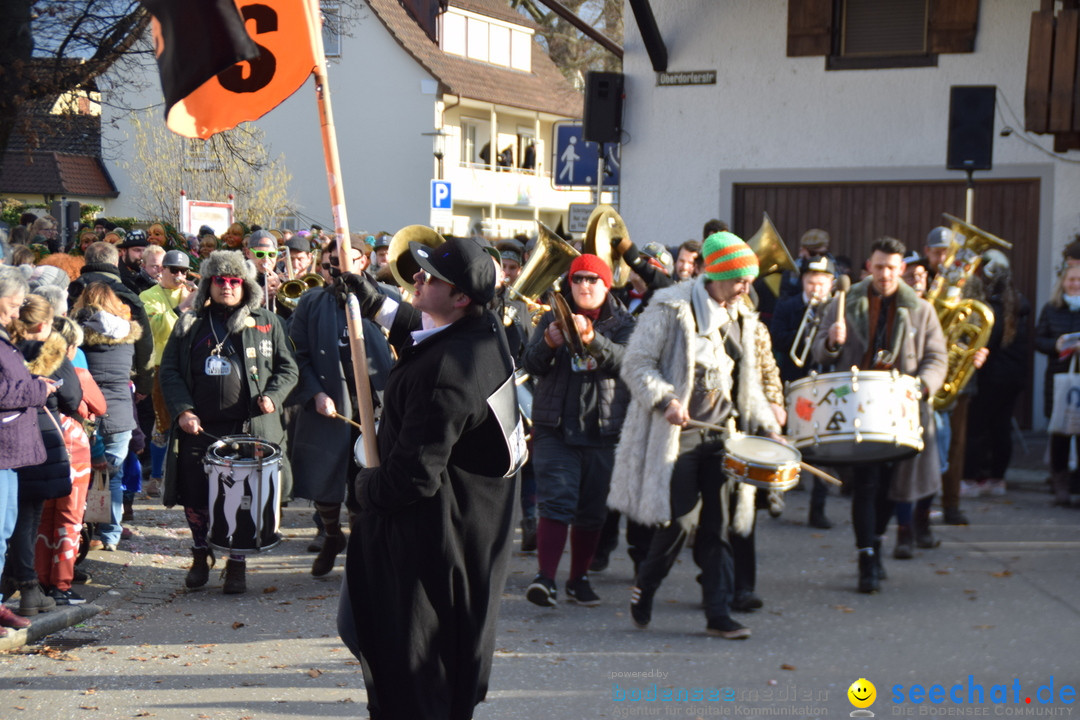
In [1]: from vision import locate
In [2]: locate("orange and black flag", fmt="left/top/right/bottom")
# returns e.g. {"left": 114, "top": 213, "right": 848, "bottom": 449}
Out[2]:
{"left": 143, "top": 0, "right": 318, "bottom": 139}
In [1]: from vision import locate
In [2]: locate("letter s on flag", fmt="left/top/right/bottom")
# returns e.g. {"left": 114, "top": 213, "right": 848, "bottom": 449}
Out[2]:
{"left": 144, "top": 0, "right": 319, "bottom": 139}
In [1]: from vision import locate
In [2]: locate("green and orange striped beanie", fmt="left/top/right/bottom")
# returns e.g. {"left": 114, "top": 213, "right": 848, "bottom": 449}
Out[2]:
{"left": 702, "top": 231, "right": 759, "bottom": 281}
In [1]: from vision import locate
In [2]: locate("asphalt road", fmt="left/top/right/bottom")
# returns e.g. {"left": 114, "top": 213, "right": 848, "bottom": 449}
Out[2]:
{"left": 1, "top": 465, "right": 1078, "bottom": 720}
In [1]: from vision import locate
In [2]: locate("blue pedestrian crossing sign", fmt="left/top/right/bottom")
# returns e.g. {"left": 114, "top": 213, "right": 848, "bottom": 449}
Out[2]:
{"left": 552, "top": 122, "right": 620, "bottom": 190}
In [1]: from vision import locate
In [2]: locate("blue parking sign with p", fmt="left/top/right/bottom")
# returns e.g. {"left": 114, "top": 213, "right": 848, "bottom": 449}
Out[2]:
{"left": 431, "top": 180, "right": 452, "bottom": 209}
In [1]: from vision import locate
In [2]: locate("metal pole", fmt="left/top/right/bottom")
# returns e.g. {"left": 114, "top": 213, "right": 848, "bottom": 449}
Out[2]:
{"left": 965, "top": 169, "right": 975, "bottom": 224}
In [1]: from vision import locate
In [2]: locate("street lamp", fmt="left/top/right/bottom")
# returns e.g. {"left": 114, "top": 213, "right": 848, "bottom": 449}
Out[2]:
{"left": 423, "top": 129, "right": 447, "bottom": 180}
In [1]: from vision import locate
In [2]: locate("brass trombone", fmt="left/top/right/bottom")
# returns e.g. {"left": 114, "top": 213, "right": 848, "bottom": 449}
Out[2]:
{"left": 789, "top": 298, "right": 825, "bottom": 368}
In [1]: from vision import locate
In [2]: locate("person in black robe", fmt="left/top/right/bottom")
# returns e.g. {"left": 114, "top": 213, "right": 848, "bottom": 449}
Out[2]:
{"left": 339, "top": 236, "right": 522, "bottom": 720}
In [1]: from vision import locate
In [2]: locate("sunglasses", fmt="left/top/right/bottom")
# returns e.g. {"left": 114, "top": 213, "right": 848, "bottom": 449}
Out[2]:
{"left": 251, "top": 249, "right": 278, "bottom": 259}
{"left": 212, "top": 276, "right": 243, "bottom": 288}
{"left": 571, "top": 274, "right": 602, "bottom": 286}
{"left": 165, "top": 267, "right": 187, "bottom": 276}
{"left": 416, "top": 271, "right": 455, "bottom": 290}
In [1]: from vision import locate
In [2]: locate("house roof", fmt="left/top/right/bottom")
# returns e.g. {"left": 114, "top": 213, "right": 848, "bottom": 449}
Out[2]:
{"left": 367, "top": 0, "right": 582, "bottom": 117}
{"left": 0, "top": 151, "right": 119, "bottom": 198}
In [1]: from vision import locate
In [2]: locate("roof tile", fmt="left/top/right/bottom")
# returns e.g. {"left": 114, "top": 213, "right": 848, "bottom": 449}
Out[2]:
{"left": 0, "top": 151, "right": 119, "bottom": 198}
{"left": 368, "top": 0, "right": 582, "bottom": 117}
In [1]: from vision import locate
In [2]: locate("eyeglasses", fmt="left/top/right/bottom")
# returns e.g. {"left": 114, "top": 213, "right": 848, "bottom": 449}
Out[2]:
{"left": 165, "top": 267, "right": 187, "bottom": 276}
{"left": 251, "top": 249, "right": 278, "bottom": 259}
{"left": 323, "top": 257, "right": 340, "bottom": 268}
{"left": 571, "top": 274, "right": 602, "bottom": 286}
{"left": 212, "top": 276, "right": 243, "bottom": 288}
{"left": 416, "top": 271, "right": 455, "bottom": 290}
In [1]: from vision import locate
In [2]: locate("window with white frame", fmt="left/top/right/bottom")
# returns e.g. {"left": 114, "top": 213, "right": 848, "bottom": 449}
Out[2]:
{"left": 441, "top": 8, "right": 533, "bottom": 73}
{"left": 322, "top": 2, "right": 341, "bottom": 57}
{"left": 460, "top": 119, "right": 491, "bottom": 167}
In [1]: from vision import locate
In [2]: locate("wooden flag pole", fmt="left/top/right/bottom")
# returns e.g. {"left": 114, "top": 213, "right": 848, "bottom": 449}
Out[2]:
{"left": 308, "top": 0, "right": 379, "bottom": 467}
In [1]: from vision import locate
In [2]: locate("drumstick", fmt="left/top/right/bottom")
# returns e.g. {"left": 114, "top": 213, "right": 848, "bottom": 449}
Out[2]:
{"left": 683, "top": 420, "right": 843, "bottom": 487}
{"left": 199, "top": 430, "right": 239, "bottom": 451}
{"left": 835, "top": 274, "right": 850, "bottom": 326}
{"left": 332, "top": 412, "right": 364, "bottom": 432}
{"left": 799, "top": 461, "right": 843, "bottom": 487}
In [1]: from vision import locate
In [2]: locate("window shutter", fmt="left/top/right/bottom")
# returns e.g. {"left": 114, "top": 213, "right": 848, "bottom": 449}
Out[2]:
{"left": 787, "top": 0, "right": 833, "bottom": 57}
{"left": 928, "top": 0, "right": 980, "bottom": 54}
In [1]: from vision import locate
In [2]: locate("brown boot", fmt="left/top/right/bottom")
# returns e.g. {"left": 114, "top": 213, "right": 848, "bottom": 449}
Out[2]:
{"left": 16, "top": 581, "right": 56, "bottom": 617}
{"left": 222, "top": 559, "right": 246, "bottom": 594}
{"left": 1052, "top": 472, "right": 1072, "bottom": 507}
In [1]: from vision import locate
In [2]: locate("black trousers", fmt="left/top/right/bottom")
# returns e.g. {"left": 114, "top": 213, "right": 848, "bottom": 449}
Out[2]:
{"left": 850, "top": 460, "right": 897, "bottom": 549}
{"left": 635, "top": 430, "right": 738, "bottom": 622}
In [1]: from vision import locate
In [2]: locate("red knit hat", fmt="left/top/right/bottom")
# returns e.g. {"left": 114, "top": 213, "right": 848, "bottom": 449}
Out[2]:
{"left": 569, "top": 254, "right": 613, "bottom": 289}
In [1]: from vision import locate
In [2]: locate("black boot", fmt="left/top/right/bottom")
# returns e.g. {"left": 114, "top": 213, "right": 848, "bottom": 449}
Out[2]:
{"left": 520, "top": 516, "right": 537, "bottom": 553}
{"left": 1051, "top": 472, "right": 1072, "bottom": 507}
{"left": 873, "top": 539, "right": 887, "bottom": 580}
{"left": 914, "top": 506, "right": 940, "bottom": 548}
{"left": 893, "top": 525, "right": 914, "bottom": 559}
{"left": 122, "top": 497, "right": 134, "bottom": 522}
{"left": 808, "top": 502, "right": 832, "bottom": 529}
{"left": 223, "top": 559, "right": 246, "bottom": 594}
{"left": 857, "top": 549, "right": 880, "bottom": 594}
{"left": 311, "top": 532, "right": 347, "bottom": 577}
{"left": 185, "top": 547, "right": 214, "bottom": 589}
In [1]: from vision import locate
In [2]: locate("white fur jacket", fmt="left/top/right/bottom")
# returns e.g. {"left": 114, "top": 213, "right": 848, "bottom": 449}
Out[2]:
{"left": 608, "top": 279, "right": 781, "bottom": 531}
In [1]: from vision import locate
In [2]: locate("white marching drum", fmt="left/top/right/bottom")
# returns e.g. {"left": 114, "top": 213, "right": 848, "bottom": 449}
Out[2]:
{"left": 203, "top": 435, "right": 282, "bottom": 554}
{"left": 785, "top": 369, "right": 923, "bottom": 464}
{"left": 723, "top": 435, "right": 802, "bottom": 491}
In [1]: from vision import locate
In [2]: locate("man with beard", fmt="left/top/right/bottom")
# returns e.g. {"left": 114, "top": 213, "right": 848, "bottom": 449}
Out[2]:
{"left": 337, "top": 235, "right": 522, "bottom": 720}
{"left": 118, "top": 230, "right": 154, "bottom": 294}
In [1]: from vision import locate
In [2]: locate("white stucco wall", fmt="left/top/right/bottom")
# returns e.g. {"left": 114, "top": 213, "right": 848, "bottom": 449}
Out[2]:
{"left": 254, "top": 7, "right": 439, "bottom": 233}
{"left": 620, "top": 0, "right": 1080, "bottom": 424}
{"left": 620, "top": 0, "right": 1079, "bottom": 293}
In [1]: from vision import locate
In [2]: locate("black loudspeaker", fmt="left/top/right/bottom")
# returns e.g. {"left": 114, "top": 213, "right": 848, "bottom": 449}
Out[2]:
{"left": 583, "top": 71, "right": 624, "bottom": 144}
{"left": 946, "top": 85, "right": 996, "bottom": 171}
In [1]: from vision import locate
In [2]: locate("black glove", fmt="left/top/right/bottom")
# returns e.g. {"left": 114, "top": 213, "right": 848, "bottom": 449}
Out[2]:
{"left": 621, "top": 240, "right": 643, "bottom": 269}
{"left": 334, "top": 271, "right": 383, "bottom": 316}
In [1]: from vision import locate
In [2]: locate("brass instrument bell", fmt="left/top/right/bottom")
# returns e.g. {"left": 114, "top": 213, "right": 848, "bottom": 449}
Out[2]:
{"left": 388, "top": 225, "right": 446, "bottom": 295}
{"left": 747, "top": 212, "right": 797, "bottom": 297}
{"left": 583, "top": 205, "right": 632, "bottom": 288}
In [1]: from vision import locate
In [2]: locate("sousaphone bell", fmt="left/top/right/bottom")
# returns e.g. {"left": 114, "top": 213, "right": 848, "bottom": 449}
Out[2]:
{"left": 583, "top": 205, "right": 632, "bottom": 288}
{"left": 746, "top": 211, "right": 797, "bottom": 297}
{"left": 388, "top": 224, "right": 446, "bottom": 296}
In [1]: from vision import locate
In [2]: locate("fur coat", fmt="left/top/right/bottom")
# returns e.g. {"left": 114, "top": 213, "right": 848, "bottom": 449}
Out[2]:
{"left": 609, "top": 279, "right": 781, "bottom": 530}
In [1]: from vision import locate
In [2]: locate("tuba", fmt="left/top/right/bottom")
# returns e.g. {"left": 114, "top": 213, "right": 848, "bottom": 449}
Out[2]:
{"left": 388, "top": 225, "right": 445, "bottom": 297}
{"left": 276, "top": 245, "right": 325, "bottom": 310}
{"left": 508, "top": 222, "right": 580, "bottom": 322}
{"left": 926, "top": 214, "right": 1013, "bottom": 410}
{"left": 747, "top": 212, "right": 798, "bottom": 297}
{"left": 583, "top": 205, "right": 632, "bottom": 288}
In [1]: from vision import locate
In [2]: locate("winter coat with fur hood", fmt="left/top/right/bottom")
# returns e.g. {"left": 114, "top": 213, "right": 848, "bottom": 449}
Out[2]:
{"left": 69, "top": 262, "right": 154, "bottom": 395}
{"left": 608, "top": 279, "right": 781, "bottom": 529}
{"left": 159, "top": 250, "right": 298, "bottom": 508}
{"left": 16, "top": 334, "right": 81, "bottom": 498}
{"left": 75, "top": 305, "right": 143, "bottom": 436}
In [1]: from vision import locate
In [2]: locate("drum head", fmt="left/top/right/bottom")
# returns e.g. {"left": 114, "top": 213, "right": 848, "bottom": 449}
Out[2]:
{"left": 797, "top": 438, "right": 919, "bottom": 465}
{"left": 208, "top": 435, "right": 281, "bottom": 465}
{"left": 726, "top": 435, "right": 801, "bottom": 466}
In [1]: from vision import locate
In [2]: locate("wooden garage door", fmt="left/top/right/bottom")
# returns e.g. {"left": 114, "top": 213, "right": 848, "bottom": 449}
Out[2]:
{"left": 733, "top": 178, "right": 1040, "bottom": 427}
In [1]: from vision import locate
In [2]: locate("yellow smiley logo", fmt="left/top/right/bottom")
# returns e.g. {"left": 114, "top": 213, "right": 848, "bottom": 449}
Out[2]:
{"left": 848, "top": 678, "right": 876, "bottom": 708}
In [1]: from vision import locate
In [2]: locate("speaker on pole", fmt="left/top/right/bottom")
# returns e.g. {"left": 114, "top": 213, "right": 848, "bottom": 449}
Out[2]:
{"left": 583, "top": 71, "right": 624, "bottom": 144}
{"left": 946, "top": 85, "right": 996, "bottom": 171}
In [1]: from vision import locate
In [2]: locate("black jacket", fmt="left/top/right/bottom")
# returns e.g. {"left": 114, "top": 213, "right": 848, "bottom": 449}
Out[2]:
{"left": 70, "top": 262, "right": 154, "bottom": 395}
{"left": 345, "top": 309, "right": 518, "bottom": 720}
{"left": 1035, "top": 299, "right": 1080, "bottom": 417}
{"left": 522, "top": 290, "right": 634, "bottom": 444}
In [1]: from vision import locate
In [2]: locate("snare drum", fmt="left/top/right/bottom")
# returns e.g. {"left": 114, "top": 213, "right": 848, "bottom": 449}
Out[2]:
{"left": 723, "top": 435, "right": 802, "bottom": 491}
{"left": 203, "top": 435, "right": 282, "bottom": 554}
{"left": 785, "top": 369, "right": 923, "bottom": 464}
